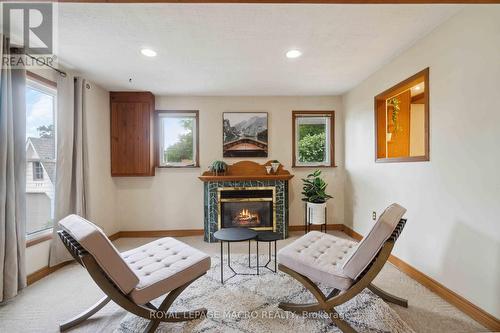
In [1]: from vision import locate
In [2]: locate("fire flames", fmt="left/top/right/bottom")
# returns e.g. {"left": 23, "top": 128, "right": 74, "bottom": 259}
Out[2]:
{"left": 234, "top": 208, "right": 260, "bottom": 225}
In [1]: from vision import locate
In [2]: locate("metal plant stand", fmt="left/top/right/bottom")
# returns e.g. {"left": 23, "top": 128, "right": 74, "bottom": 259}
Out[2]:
{"left": 304, "top": 203, "right": 328, "bottom": 233}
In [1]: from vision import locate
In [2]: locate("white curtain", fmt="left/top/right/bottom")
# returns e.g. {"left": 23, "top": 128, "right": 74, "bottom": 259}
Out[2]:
{"left": 0, "top": 36, "right": 27, "bottom": 303}
{"left": 49, "top": 76, "right": 88, "bottom": 267}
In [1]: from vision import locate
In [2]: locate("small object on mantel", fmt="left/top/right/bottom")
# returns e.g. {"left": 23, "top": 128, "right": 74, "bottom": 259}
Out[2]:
{"left": 270, "top": 160, "right": 280, "bottom": 173}
{"left": 199, "top": 160, "right": 294, "bottom": 182}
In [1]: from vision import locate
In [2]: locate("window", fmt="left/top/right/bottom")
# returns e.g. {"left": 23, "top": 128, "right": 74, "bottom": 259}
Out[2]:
{"left": 32, "top": 161, "right": 44, "bottom": 181}
{"left": 292, "top": 111, "right": 335, "bottom": 167}
{"left": 25, "top": 72, "right": 57, "bottom": 236}
{"left": 375, "top": 68, "right": 429, "bottom": 162}
{"left": 156, "top": 111, "right": 199, "bottom": 167}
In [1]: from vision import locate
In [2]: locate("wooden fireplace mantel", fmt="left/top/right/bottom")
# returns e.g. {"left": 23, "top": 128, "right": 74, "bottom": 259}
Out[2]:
{"left": 199, "top": 161, "right": 294, "bottom": 182}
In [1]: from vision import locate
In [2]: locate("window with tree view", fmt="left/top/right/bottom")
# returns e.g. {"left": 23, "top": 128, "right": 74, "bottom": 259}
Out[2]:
{"left": 158, "top": 111, "right": 199, "bottom": 167}
{"left": 25, "top": 77, "right": 57, "bottom": 236}
{"left": 293, "top": 111, "right": 334, "bottom": 167}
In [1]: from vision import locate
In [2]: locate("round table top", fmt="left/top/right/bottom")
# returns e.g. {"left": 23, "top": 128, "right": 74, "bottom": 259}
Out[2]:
{"left": 256, "top": 231, "right": 281, "bottom": 242}
{"left": 213, "top": 228, "right": 258, "bottom": 242}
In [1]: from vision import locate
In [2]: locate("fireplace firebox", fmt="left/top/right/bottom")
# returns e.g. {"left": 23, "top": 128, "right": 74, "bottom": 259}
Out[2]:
{"left": 218, "top": 187, "right": 275, "bottom": 231}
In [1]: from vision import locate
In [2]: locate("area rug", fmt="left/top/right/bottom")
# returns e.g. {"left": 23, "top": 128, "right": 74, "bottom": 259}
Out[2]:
{"left": 117, "top": 255, "right": 414, "bottom": 333}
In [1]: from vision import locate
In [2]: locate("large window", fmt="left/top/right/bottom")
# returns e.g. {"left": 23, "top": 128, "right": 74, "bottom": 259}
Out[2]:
{"left": 157, "top": 111, "right": 199, "bottom": 167}
{"left": 292, "top": 111, "right": 335, "bottom": 167}
{"left": 25, "top": 73, "right": 57, "bottom": 236}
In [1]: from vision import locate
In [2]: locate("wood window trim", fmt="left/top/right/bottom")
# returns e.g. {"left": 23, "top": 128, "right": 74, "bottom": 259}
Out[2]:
{"left": 27, "top": 71, "right": 57, "bottom": 88}
{"left": 374, "top": 67, "right": 430, "bottom": 163}
{"left": 292, "top": 110, "right": 336, "bottom": 168}
{"left": 155, "top": 110, "right": 200, "bottom": 168}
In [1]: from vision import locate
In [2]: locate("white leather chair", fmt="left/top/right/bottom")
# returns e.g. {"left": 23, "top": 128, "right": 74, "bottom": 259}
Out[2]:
{"left": 57, "top": 215, "right": 210, "bottom": 332}
{"left": 277, "top": 203, "right": 408, "bottom": 333}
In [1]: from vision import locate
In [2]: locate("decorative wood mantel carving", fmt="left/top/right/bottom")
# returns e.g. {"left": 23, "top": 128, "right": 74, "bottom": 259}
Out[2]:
{"left": 199, "top": 161, "right": 294, "bottom": 182}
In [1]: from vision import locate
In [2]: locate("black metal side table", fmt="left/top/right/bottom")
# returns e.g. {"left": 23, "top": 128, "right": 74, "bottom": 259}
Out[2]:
{"left": 254, "top": 231, "right": 280, "bottom": 273}
{"left": 213, "top": 228, "right": 258, "bottom": 284}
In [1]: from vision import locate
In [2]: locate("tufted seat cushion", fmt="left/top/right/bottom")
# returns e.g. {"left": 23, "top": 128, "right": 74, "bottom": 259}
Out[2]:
{"left": 122, "top": 237, "right": 211, "bottom": 305}
{"left": 278, "top": 231, "right": 356, "bottom": 290}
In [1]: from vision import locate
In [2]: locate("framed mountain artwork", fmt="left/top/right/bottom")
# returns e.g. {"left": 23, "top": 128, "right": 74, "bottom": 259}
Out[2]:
{"left": 223, "top": 112, "right": 268, "bottom": 157}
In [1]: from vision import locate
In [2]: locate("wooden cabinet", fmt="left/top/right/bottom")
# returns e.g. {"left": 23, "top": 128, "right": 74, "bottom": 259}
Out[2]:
{"left": 110, "top": 92, "right": 155, "bottom": 176}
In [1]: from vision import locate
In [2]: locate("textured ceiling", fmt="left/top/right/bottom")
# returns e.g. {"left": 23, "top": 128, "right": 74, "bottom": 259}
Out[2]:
{"left": 56, "top": 4, "right": 461, "bottom": 95}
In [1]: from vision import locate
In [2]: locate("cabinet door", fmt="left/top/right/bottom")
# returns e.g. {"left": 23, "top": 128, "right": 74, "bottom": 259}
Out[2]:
{"left": 111, "top": 101, "right": 152, "bottom": 176}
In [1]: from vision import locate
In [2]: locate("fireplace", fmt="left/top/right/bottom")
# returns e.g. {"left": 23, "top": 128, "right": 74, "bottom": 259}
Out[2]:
{"left": 200, "top": 160, "right": 292, "bottom": 242}
{"left": 218, "top": 187, "right": 275, "bottom": 231}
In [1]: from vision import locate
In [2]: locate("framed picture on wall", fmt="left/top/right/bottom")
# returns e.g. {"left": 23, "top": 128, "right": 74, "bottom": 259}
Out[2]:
{"left": 223, "top": 112, "right": 268, "bottom": 157}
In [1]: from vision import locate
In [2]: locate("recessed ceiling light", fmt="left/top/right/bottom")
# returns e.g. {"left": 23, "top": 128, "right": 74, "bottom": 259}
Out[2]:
{"left": 141, "top": 48, "right": 157, "bottom": 57}
{"left": 415, "top": 85, "right": 421, "bottom": 90}
{"left": 286, "top": 49, "right": 302, "bottom": 59}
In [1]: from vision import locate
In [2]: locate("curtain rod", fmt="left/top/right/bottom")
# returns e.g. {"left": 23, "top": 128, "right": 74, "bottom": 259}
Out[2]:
{"left": 26, "top": 54, "right": 67, "bottom": 77}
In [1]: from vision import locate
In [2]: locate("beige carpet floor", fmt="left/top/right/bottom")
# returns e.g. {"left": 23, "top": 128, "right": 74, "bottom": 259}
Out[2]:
{"left": 0, "top": 231, "right": 488, "bottom": 333}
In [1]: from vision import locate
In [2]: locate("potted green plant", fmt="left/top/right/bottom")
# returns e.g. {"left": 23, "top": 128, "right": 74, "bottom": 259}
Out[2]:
{"left": 270, "top": 160, "right": 280, "bottom": 173}
{"left": 301, "top": 170, "right": 333, "bottom": 225}
{"left": 209, "top": 160, "right": 227, "bottom": 176}
{"left": 387, "top": 97, "right": 401, "bottom": 134}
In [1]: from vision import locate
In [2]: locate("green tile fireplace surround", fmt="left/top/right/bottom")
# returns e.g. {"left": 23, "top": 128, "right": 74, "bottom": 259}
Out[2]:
{"left": 199, "top": 161, "right": 293, "bottom": 243}
{"left": 203, "top": 180, "right": 289, "bottom": 242}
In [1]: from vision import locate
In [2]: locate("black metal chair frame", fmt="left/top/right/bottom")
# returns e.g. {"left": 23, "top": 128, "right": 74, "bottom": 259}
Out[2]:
{"left": 57, "top": 230, "right": 206, "bottom": 333}
{"left": 279, "top": 219, "right": 408, "bottom": 333}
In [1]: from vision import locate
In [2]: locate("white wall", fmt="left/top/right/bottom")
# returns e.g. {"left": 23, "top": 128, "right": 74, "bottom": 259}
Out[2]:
{"left": 26, "top": 241, "right": 52, "bottom": 274}
{"left": 343, "top": 7, "right": 500, "bottom": 318}
{"left": 84, "top": 82, "right": 119, "bottom": 235}
{"left": 114, "top": 96, "right": 345, "bottom": 231}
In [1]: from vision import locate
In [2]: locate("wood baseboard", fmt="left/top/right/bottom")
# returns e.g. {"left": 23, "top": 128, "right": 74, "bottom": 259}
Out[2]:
{"left": 27, "top": 261, "right": 72, "bottom": 286}
{"left": 341, "top": 225, "right": 500, "bottom": 331}
{"left": 108, "top": 231, "right": 121, "bottom": 241}
{"left": 110, "top": 229, "right": 205, "bottom": 238}
{"left": 339, "top": 224, "right": 363, "bottom": 240}
{"left": 111, "top": 226, "right": 347, "bottom": 238}
{"left": 288, "top": 224, "right": 344, "bottom": 232}
{"left": 388, "top": 255, "right": 500, "bottom": 330}
{"left": 26, "top": 224, "right": 499, "bottom": 330}
{"left": 117, "top": 225, "right": 345, "bottom": 237}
